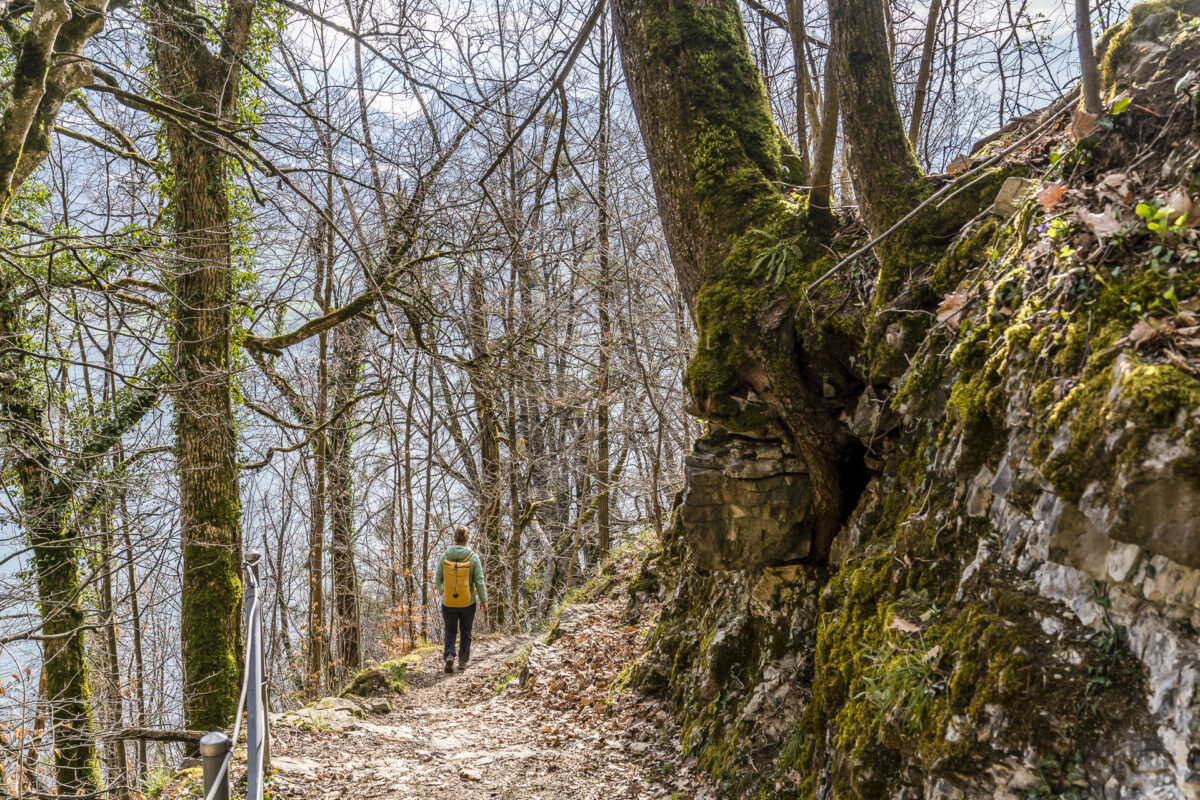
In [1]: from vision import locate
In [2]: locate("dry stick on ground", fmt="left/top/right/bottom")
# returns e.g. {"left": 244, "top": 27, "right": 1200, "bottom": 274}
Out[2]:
{"left": 806, "top": 104, "right": 1071, "bottom": 295}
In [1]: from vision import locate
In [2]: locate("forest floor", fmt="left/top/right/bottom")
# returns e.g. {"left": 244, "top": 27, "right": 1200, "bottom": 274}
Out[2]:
{"left": 238, "top": 542, "right": 712, "bottom": 800}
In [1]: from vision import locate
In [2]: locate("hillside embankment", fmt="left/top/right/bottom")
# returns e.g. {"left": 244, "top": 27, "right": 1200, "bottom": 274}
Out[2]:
{"left": 626, "top": 3, "right": 1200, "bottom": 798}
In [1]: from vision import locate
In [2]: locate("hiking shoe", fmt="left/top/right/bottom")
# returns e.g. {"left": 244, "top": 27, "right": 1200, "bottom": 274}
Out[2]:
{"left": 444, "top": 657, "right": 454, "bottom": 673}
{"left": 457, "top": 659, "right": 468, "bottom": 672}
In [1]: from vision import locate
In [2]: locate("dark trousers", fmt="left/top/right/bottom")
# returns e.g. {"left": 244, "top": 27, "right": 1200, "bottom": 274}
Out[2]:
{"left": 442, "top": 602, "right": 476, "bottom": 663}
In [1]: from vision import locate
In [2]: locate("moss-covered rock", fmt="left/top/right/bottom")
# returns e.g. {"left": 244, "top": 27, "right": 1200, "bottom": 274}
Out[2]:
{"left": 340, "top": 661, "right": 408, "bottom": 698}
{"left": 631, "top": 7, "right": 1200, "bottom": 797}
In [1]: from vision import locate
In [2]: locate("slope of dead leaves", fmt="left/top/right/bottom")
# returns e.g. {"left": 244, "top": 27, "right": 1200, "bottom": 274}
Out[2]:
{"left": 932, "top": 56, "right": 1200, "bottom": 381}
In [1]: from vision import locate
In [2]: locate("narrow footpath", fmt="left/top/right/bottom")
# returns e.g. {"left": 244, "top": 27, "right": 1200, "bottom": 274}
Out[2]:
{"left": 262, "top": 545, "right": 712, "bottom": 800}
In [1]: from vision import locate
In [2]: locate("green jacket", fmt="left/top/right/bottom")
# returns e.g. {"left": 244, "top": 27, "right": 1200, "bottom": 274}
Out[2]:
{"left": 435, "top": 545, "right": 488, "bottom": 605}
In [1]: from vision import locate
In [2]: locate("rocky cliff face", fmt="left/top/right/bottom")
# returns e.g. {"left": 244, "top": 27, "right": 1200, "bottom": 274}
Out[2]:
{"left": 632, "top": 5, "right": 1200, "bottom": 798}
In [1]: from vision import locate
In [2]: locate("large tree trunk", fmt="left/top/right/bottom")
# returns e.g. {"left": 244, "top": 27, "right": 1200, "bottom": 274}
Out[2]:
{"left": 609, "top": 0, "right": 789, "bottom": 311}
{"left": 828, "top": 0, "right": 927, "bottom": 245}
{"left": 0, "top": 280, "right": 160, "bottom": 794}
{"left": 328, "top": 321, "right": 364, "bottom": 678}
{"left": 150, "top": 0, "right": 256, "bottom": 734}
{"left": 828, "top": 0, "right": 997, "bottom": 376}
{"left": 0, "top": 7, "right": 122, "bottom": 785}
{"left": 610, "top": 0, "right": 855, "bottom": 556}
{"left": 595, "top": 21, "right": 614, "bottom": 558}
{"left": 0, "top": 0, "right": 112, "bottom": 216}
{"left": 30, "top": 517, "right": 102, "bottom": 793}
{"left": 466, "top": 272, "right": 505, "bottom": 620}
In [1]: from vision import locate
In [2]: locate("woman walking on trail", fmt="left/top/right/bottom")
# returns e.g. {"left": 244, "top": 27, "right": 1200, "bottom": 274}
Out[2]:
{"left": 436, "top": 525, "right": 488, "bottom": 673}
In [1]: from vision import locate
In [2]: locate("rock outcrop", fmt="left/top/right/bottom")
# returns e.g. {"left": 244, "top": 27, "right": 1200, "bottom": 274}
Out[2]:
{"left": 681, "top": 430, "right": 813, "bottom": 570}
{"left": 633, "top": 5, "right": 1200, "bottom": 798}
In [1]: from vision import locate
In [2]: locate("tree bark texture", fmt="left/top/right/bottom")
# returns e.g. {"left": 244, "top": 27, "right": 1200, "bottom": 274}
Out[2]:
{"left": 1076, "top": 0, "right": 1104, "bottom": 114}
{"left": 328, "top": 321, "right": 364, "bottom": 678}
{"left": 0, "top": 281, "right": 160, "bottom": 794}
{"left": 609, "top": 0, "right": 799, "bottom": 312}
{"left": 150, "top": 0, "right": 256, "bottom": 734}
{"left": 610, "top": 0, "right": 855, "bottom": 556}
{"left": 466, "top": 271, "right": 506, "bottom": 619}
{"left": 596, "top": 23, "right": 614, "bottom": 558}
{"left": 0, "top": 0, "right": 111, "bottom": 215}
{"left": 828, "top": 0, "right": 927, "bottom": 244}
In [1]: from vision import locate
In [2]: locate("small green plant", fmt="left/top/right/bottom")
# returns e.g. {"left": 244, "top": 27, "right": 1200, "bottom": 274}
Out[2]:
{"left": 860, "top": 635, "right": 946, "bottom": 734}
{"left": 748, "top": 229, "right": 802, "bottom": 286}
{"left": 143, "top": 765, "right": 176, "bottom": 800}
{"left": 1085, "top": 624, "right": 1128, "bottom": 698}
{"left": 297, "top": 713, "right": 334, "bottom": 732}
{"left": 1136, "top": 201, "right": 1186, "bottom": 239}
{"left": 1023, "top": 753, "right": 1087, "bottom": 799}
{"left": 1046, "top": 218, "right": 1072, "bottom": 240}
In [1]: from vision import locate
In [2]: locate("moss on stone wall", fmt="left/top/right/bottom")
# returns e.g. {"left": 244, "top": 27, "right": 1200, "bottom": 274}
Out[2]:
{"left": 630, "top": 5, "right": 1200, "bottom": 796}
{"left": 1097, "top": 0, "right": 1200, "bottom": 88}
{"left": 637, "top": 177, "right": 1175, "bottom": 798}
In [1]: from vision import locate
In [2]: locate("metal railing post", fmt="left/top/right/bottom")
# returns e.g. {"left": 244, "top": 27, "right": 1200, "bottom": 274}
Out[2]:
{"left": 245, "top": 551, "right": 265, "bottom": 800}
{"left": 199, "top": 732, "right": 230, "bottom": 800}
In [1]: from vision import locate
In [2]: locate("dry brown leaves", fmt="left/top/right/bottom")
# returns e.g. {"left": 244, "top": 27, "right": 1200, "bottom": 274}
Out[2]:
{"left": 1070, "top": 109, "right": 1103, "bottom": 141}
{"left": 887, "top": 616, "right": 922, "bottom": 634}
{"left": 936, "top": 290, "right": 972, "bottom": 327}
{"left": 1038, "top": 182, "right": 1067, "bottom": 212}
{"left": 1125, "top": 297, "right": 1200, "bottom": 374}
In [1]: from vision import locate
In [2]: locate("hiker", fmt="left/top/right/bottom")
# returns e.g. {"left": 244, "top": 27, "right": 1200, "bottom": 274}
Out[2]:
{"left": 435, "top": 525, "right": 488, "bottom": 673}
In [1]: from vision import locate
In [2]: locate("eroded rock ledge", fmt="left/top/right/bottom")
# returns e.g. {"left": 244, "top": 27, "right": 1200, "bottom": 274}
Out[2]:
{"left": 681, "top": 430, "right": 812, "bottom": 570}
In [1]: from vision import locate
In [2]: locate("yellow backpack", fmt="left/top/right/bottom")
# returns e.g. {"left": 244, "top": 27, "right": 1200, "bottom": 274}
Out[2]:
{"left": 442, "top": 551, "right": 473, "bottom": 608}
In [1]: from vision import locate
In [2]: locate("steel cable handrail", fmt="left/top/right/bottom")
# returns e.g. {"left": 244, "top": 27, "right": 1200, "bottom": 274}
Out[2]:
{"left": 200, "top": 552, "right": 269, "bottom": 800}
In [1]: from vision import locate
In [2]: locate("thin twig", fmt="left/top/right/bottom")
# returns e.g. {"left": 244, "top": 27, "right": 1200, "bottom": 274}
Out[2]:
{"left": 478, "top": 0, "right": 607, "bottom": 187}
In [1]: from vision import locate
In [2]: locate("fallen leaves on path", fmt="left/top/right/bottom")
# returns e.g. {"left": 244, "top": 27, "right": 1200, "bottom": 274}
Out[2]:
{"left": 264, "top": 541, "right": 713, "bottom": 800}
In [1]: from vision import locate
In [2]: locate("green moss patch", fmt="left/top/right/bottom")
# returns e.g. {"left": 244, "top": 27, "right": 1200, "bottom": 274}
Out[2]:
{"left": 340, "top": 657, "right": 416, "bottom": 697}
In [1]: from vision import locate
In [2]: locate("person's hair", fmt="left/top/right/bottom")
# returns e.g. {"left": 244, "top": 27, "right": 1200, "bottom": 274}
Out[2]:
{"left": 453, "top": 526, "right": 470, "bottom": 545}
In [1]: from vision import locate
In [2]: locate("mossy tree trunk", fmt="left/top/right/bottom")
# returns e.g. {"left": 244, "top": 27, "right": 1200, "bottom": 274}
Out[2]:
{"left": 150, "top": 0, "right": 256, "bottom": 734}
{"left": 828, "top": 0, "right": 998, "bottom": 372}
{"left": 0, "top": 4, "right": 122, "bottom": 792}
{"left": 465, "top": 271, "right": 506, "bottom": 619}
{"left": 0, "top": 282, "right": 161, "bottom": 795}
{"left": 610, "top": 0, "right": 857, "bottom": 554}
{"left": 828, "top": 0, "right": 929, "bottom": 257}
{"left": 0, "top": 0, "right": 113, "bottom": 216}
{"left": 328, "top": 321, "right": 363, "bottom": 679}
{"left": 610, "top": 0, "right": 790, "bottom": 309}
{"left": 596, "top": 19, "right": 614, "bottom": 558}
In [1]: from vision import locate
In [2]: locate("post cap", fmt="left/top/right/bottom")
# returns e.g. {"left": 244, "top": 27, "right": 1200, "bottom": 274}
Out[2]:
{"left": 244, "top": 550, "right": 262, "bottom": 565}
{"left": 199, "top": 731, "right": 231, "bottom": 757}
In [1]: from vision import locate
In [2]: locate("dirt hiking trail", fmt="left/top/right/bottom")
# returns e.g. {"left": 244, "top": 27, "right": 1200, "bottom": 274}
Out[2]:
{"left": 263, "top": 544, "right": 714, "bottom": 800}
